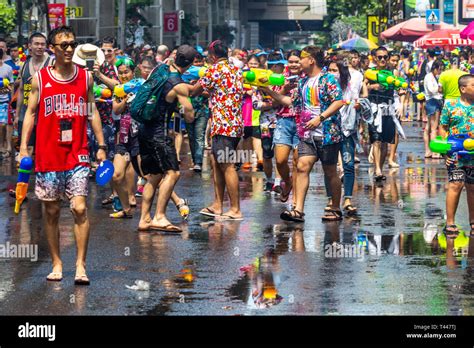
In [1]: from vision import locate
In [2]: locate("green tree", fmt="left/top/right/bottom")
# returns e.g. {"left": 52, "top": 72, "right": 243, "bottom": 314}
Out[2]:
{"left": 122, "top": 0, "right": 154, "bottom": 45}
{"left": 213, "top": 23, "right": 236, "bottom": 46}
{"left": 0, "top": 0, "right": 17, "bottom": 36}
{"left": 181, "top": 13, "right": 200, "bottom": 44}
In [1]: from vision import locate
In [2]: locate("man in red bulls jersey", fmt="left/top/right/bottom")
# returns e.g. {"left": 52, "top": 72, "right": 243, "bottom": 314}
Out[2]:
{"left": 19, "top": 26, "right": 107, "bottom": 286}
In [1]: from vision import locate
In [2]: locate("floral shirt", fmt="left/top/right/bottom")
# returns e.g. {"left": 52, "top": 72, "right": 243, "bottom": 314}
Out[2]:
{"left": 95, "top": 62, "right": 119, "bottom": 126}
{"left": 292, "top": 69, "right": 343, "bottom": 145}
{"left": 200, "top": 59, "right": 243, "bottom": 138}
{"left": 440, "top": 98, "right": 474, "bottom": 167}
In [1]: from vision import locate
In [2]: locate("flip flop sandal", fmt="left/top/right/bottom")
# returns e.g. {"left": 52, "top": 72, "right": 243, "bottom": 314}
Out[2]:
{"left": 322, "top": 210, "right": 343, "bottom": 222}
{"left": 443, "top": 224, "right": 459, "bottom": 239}
{"left": 109, "top": 210, "right": 133, "bottom": 219}
{"left": 280, "top": 209, "right": 305, "bottom": 223}
{"left": 200, "top": 207, "right": 220, "bottom": 217}
{"left": 101, "top": 195, "right": 114, "bottom": 205}
{"left": 46, "top": 272, "right": 63, "bottom": 282}
{"left": 280, "top": 181, "right": 293, "bottom": 203}
{"left": 149, "top": 224, "right": 183, "bottom": 233}
{"left": 74, "top": 275, "right": 90, "bottom": 286}
{"left": 176, "top": 199, "right": 190, "bottom": 220}
{"left": 343, "top": 205, "right": 358, "bottom": 215}
{"left": 215, "top": 214, "right": 244, "bottom": 221}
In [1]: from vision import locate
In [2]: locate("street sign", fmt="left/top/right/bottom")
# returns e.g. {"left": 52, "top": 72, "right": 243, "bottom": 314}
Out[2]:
{"left": 66, "top": 7, "right": 83, "bottom": 18}
{"left": 426, "top": 9, "right": 440, "bottom": 24}
{"left": 164, "top": 13, "right": 178, "bottom": 32}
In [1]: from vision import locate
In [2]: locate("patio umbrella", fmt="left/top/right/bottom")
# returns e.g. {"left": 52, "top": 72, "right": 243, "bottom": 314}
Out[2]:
{"left": 380, "top": 18, "right": 454, "bottom": 42}
{"left": 414, "top": 29, "right": 473, "bottom": 49}
{"left": 335, "top": 37, "right": 378, "bottom": 51}
{"left": 460, "top": 21, "right": 474, "bottom": 40}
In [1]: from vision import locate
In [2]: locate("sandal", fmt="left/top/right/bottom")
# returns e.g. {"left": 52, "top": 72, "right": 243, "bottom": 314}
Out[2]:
{"left": 280, "top": 180, "right": 293, "bottom": 203}
{"left": 46, "top": 272, "right": 63, "bottom": 282}
{"left": 322, "top": 209, "right": 343, "bottom": 222}
{"left": 343, "top": 204, "right": 358, "bottom": 215}
{"left": 109, "top": 210, "right": 133, "bottom": 219}
{"left": 74, "top": 274, "right": 90, "bottom": 286}
{"left": 176, "top": 199, "right": 190, "bottom": 220}
{"left": 443, "top": 224, "right": 459, "bottom": 239}
{"left": 280, "top": 209, "right": 305, "bottom": 222}
{"left": 374, "top": 175, "right": 386, "bottom": 182}
{"left": 101, "top": 194, "right": 114, "bottom": 205}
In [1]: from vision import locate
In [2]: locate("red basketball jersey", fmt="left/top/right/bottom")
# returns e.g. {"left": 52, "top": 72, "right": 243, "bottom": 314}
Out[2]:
{"left": 35, "top": 65, "right": 90, "bottom": 172}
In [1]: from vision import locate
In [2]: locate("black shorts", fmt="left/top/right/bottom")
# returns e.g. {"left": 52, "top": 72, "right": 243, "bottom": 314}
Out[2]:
{"left": 243, "top": 126, "right": 261, "bottom": 139}
{"left": 115, "top": 136, "right": 141, "bottom": 175}
{"left": 261, "top": 128, "right": 275, "bottom": 159}
{"left": 368, "top": 116, "right": 396, "bottom": 144}
{"left": 448, "top": 166, "right": 474, "bottom": 185}
{"left": 298, "top": 137, "right": 341, "bottom": 165}
{"left": 212, "top": 135, "right": 241, "bottom": 164}
{"left": 138, "top": 131, "right": 179, "bottom": 175}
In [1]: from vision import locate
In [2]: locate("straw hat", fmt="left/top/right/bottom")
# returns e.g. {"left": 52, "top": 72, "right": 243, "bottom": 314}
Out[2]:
{"left": 72, "top": 44, "right": 105, "bottom": 67}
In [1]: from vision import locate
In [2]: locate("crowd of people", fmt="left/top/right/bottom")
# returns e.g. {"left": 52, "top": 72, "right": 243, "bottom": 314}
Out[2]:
{"left": 0, "top": 26, "right": 473, "bottom": 285}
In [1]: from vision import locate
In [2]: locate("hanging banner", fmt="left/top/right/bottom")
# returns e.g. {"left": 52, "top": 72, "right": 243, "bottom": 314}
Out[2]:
{"left": 367, "top": 16, "right": 387, "bottom": 45}
{"left": 48, "top": 3, "right": 66, "bottom": 30}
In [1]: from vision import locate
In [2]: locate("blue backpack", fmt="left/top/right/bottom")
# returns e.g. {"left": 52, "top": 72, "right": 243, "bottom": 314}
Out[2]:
{"left": 130, "top": 63, "right": 170, "bottom": 123}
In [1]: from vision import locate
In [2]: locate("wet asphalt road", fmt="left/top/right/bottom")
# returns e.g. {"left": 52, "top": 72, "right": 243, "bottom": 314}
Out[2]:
{"left": 0, "top": 122, "right": 472, "bottom": 316}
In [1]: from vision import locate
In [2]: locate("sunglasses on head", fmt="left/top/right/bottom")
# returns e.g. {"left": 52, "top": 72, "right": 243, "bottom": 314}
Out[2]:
{"left": 53, "top": 41, "right": 79, "bottom": 50}
{"left": 377, "top": 55, "right": 388, "bottom": 60}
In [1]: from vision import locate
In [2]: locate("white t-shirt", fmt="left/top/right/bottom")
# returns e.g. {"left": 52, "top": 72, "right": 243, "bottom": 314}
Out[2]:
{"left": 301, "top": 75, "right": 323, "bottom": 137}
{"left": 349, "top": 68, "right": 363, "bottom": 99}
{"left": 424, "top": 72, "right": 442, "bottom": 100}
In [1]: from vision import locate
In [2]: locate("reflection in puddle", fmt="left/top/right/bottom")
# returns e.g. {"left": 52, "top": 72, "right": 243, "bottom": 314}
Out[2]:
{"left": 233, "top": 249, "right": 283, "bottom": 309}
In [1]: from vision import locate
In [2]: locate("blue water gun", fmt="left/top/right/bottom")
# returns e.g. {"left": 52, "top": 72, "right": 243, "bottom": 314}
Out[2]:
{"left": 14, "top": 157, "right": 33, "bottom": 214}
{"left": 114, "top": 78, "right": 145, "bottom": 98}
{"left": 429, "top": 134, "right": 474, "bottom": 160}
{"left": 181, "top": 66, "right": 207, "bottom": 83}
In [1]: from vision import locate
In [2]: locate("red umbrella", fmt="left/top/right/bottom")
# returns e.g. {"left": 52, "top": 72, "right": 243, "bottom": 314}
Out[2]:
{"left": 414, "top": 29, "right": 473, "bottom": 48}
{"left": 460, "top": 21, "right": 474, "bottom": 40}
{"left": 380, "top": 18, "right": 454, "bottom": 42}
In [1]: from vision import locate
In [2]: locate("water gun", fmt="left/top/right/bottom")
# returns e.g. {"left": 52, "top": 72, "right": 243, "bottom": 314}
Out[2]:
{"left": 409, "top": 81, "right": 425, "bottom": 101}
{"left": 243, "top": 68, "right": 285, "bottom": 87}
{"left": 114, "top": 78, "right": 144, "bottom": 98}
{"left": 93, "top": 84, "right": 112, "bottom": 102}
{"left": 408, "top": 65, "right": 417, "bottom": 76}
{"left": 14, "top": 157, "right": 33, "bottom": 214}
{"left": 181, "top": 66, "right": 207, "bottom": 83}
{"left": 19, "top": 47, "right": 27, "bottom": 62}
{"left": 0, "top": 78, "right": 10, "bottom": 88}
{"left": 364, "top": 69, "right": 408, "bottom": 90}
{"left": 429, "top": 134, "right": 474, "bottom": 161}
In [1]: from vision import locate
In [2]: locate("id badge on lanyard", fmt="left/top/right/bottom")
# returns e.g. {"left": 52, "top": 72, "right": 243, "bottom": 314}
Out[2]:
{"left": 58, "top": 116, "right": 74, "bottom": 145}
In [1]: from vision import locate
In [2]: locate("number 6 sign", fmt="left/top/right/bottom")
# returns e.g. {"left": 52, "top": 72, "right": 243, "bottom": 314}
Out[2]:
{"left": 164, "top": 13, "right": 178, "bottom": 32}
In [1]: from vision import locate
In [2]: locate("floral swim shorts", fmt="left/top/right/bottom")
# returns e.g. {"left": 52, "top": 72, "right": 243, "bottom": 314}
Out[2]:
{"left": 35, "top": 165, "right": 90, "bottom": 201}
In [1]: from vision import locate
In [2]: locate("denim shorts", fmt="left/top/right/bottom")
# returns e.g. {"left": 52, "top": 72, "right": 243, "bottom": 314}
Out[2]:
{"left": 273, "top": 117, "right": 299, "bottom": 148}
{"left": 425, "top": 98, "right": 443, "bottom": 116}
{"left": 35, "top": 165, "right": 90, "bottom": 201}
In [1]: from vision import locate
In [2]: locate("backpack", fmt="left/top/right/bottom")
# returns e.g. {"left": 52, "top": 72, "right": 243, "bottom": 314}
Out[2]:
{"left": 130, "top": 63, "right": 170, "bottom": 123}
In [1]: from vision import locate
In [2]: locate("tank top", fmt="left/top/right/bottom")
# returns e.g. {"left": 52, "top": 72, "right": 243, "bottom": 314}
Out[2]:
{"left": 35, "top": 65, "right": 90, "bottom": 172}
{"left": 19, "top": 56, "right": 52, "bottom": 121}
{"left": 143, "top": 72, "right": 184, "bottom": 138}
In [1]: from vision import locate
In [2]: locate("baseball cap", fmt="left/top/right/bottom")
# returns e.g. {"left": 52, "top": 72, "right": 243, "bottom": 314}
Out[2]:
{"left": 175, "top": 44, "right": 198, "bottom": 68}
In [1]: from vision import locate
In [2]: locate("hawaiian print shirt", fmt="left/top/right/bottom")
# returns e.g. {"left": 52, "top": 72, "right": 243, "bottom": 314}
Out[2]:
{"left": 95, "top": 62, "right": 119, "bottom": 126}
{"left": 200, "top": 59, "right": 243, "bottom": 138}
{"left": 292, "top": 69, "right": 343, "bottom": 146}
{"left": 440, "top": 98, "right": 474, "bottom": 167}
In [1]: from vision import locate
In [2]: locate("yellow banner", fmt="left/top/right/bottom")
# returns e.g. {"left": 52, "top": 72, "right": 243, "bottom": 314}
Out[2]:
{"left": 367, "top": 16, "right": 387, "bottom": 45}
